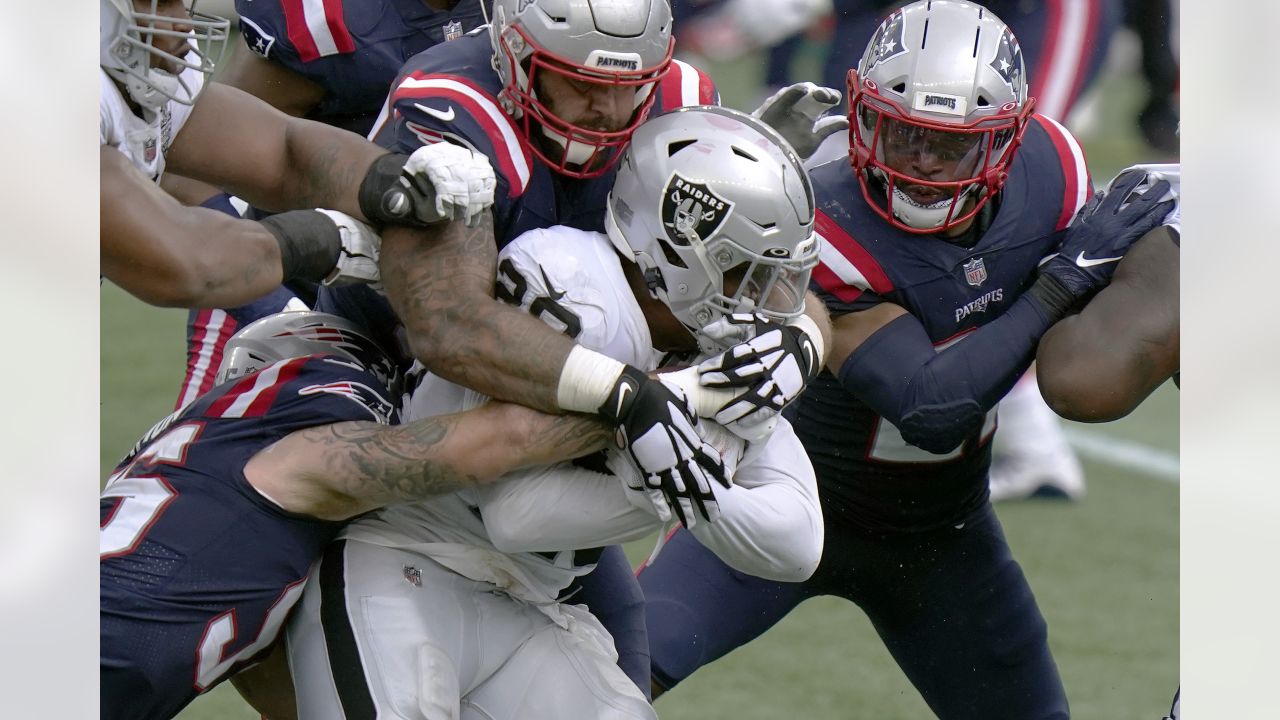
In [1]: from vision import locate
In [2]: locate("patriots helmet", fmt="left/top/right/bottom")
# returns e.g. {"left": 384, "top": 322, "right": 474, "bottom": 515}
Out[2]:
{"left": 605, "top": 105, "right": 819, "bottom": 353}
{"left": 847, "top": 0, "right": 1035, "bottom": 234}
{"left": 100, "top": 0, "right": 230, "bottom": 109}
{"left": 488, "top": 0, "right": 674, "bottom": 178}
{"left": 216, "top": 311, "right": 402, "bottom": 398}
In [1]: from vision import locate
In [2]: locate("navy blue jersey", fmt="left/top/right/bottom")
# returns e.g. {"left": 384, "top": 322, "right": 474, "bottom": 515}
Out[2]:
{"left": 100, "top": 355, "right": 397, "bottom": 720}
{"left": 317, "top": 32, "right": 719, "bottom": 362}
{"left": 793, "top": 114, "right": 1091, "bottom": 532}
{"left": 235, "top": 0, "right": 485, "bottom": 135}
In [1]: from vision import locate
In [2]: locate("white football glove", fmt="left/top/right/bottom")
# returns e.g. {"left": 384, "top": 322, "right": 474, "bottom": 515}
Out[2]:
{"left": 597, "top": 367, "right": 730, "bottom": 528}
{"left": 399, "top": 143, "right": 496, "bottom": 227}
{"left": 697, "top": 313, "right": 823, "bottom": 431}
{"left": 314, "top": 209, "right": 381, "bottom": 288}
{"left": 751, "top": 82, "right": 850, "bottom": 160}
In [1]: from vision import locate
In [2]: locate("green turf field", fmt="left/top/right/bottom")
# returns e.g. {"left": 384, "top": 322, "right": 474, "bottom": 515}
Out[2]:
{"left": 101, "top": 33, "right": 1177, "bottom": 720}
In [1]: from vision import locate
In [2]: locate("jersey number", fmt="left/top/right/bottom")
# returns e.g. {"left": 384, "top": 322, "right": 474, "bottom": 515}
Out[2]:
{"left": 866, "top": 411, "right": 997, "bottom": 463}
{"left": 194, "top": 580, "right": 307, "bottom": 690}
{"left": 99, "top": 423, "right": 202, "bottom": 557}
{"left": 496, "top": 258, "right": 583, "bottom": 339}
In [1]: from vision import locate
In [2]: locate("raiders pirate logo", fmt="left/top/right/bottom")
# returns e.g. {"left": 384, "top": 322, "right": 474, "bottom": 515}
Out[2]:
{"left": 863, "top": 9, "right": 907, "bottom": 72}
{"left": 661, "top": 173, "right": 733, "bottom": 246}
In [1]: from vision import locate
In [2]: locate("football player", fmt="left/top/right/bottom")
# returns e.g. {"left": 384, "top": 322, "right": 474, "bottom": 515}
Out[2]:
{"left": 314, "top": 0, "right": 838, "bottom": 693}
{"left": 1037, "top": 163, "right": 1180, "bottom": 422}
{"left": 100, "top": 0, "right": 496, "bottom": 309}
{"left": 637, "top": 2, "right": 1174, "bottom": 716}
{"left": 285, "top": 106, "right": 826, "bottom": 720}
{"left": 100, "top": 311, "right": 613, "bottom": 720}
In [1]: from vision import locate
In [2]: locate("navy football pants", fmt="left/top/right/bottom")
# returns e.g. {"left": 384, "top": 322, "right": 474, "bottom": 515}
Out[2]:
{"left": 640, "top": 502, "right": 1069, "bottom": 719}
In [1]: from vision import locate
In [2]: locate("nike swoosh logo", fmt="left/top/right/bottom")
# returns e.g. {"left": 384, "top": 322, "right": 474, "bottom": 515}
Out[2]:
{"left": 800, "top": 337, "right": 817, "bottom": 374}
{"left": 615, "top": 383, "right": 633, "bottom": 417}
{"left": 1075, "top": 251, "right": 1122, "bottom": 268}
{"left": 414, "top": 103, "right": 455, "bottom": 123}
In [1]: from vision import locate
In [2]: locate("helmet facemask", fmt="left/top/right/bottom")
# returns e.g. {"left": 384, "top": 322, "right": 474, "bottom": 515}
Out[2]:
{"left": 489, "top": 0, "right": 674, "bottom": 179}
{"left": 844, "top": 1, "right": 1035, "bottom": 235}
{"left": 101, "top": 0, "right": 229, "bottom": 110}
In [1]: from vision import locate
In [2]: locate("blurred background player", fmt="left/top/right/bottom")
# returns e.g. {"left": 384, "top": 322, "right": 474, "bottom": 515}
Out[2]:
{"left": 285, "top": 106, "right": 825, "bottom": 720}
{"left": 101, "top": 311, "right": 614, "bottom": 720}
{"left": 101, "top": 0, "right": 495, "bottom": 310}
{"left": 170, "top": 0, "right": 489, "bottom": 407}
{"left": 637, "top": 3, "right": 1173, "bottom": 716}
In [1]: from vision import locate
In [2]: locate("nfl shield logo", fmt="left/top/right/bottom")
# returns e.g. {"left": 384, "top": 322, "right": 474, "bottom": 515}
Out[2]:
{"left": 661, "top": 172, "right": 733, "bottom": 246}
{"left": 963, "top": 257, "right": 987, "bottom": 287}
{"left": 443, "top": 21, "right": 463, "bottom": 41}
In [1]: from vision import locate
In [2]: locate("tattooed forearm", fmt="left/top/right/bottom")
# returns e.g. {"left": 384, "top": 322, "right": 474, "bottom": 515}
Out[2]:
{"left": 506, "top": 408, "right": 612, "bottom": 467}
{"left": 381, "top": 218, "right": 576, "bottom": 412}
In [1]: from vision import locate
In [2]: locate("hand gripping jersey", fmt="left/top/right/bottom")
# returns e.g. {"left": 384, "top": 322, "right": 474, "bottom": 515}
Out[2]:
{"left": 100, "top": 65, "right": 204, "bottom": 181}
{"left": 317, "top": 30, "right": 718, "bottom": 362}
{"left": 341, "top": 225, "right": 823, "bottom": 602}
{"left": 234, "top": 0, "right": 485, "bottom": 135}
{"left": 100, "top": 355, "right": 397, "bottom": 720}
{"left": 792, "top": 114, "right": 1091, "bottom": 533}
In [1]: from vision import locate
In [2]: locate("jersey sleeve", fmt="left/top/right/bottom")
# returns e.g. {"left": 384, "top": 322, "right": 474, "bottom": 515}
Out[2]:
{"left": 654, "top": 58, "right": 720, "bottom": 111}
{"left": 235, "top": 0, "right": 355, "bottom": 72}
{"left": 683, "top": 418, "right": 823, "bottom": 582}
{"left": 496, "top": 226, "right": 657, "bottom": 368}
{"left": 1028, "top": 114, "right": 1093, "bottom": 230}
{"left": 376, "top": 69, "right": 535, "bottom": 201}
{"left": 810, "top": 208, "right": 894, "bottom": 315}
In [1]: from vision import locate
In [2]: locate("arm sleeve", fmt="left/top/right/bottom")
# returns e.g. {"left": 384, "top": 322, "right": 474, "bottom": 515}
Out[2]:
{"left": 838, "top": 289, "right": 1060, "bottom": 454}
{"left": 685, "top": 419, "right": 823, "bottom": 582}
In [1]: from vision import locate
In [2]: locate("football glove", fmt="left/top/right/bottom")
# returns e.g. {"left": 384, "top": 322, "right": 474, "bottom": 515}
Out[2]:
{"left": 1040, "top": 168, "right": 1174, "bottom": 300}
{"left": 697, "top": 313, "right": 822, "bottom": 429}
{"left": 362, "top": 144, "right": 496, "bottom": 228}
{"left": 751, "top": 82, "right": 849, "bottom": 160}
{"left": 314, "top": 209, "right": 381, "bottom": 287}
{"left": 597, "top": 366, "right": 729, "bottom": 528}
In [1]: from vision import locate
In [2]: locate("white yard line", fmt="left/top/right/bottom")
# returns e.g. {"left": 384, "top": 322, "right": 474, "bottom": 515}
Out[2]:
{"left": 1063, "top": 427, "right": 1180, "bottom": 483}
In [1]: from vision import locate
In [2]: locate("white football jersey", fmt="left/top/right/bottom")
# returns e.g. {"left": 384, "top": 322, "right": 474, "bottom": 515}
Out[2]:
{"left": 342, "top": 226, "right": 824, "bottom": 603}
{"left": 99, "top": 66, "right": 202, "bottom": 181}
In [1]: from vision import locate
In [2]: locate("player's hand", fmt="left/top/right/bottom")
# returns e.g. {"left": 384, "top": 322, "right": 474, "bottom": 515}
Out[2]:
{"left": 314, "top": 209, "right": 381, "bottom": 287}
{"left": 697, "top": 313, "right": 821, "bottom": 429}
{"left": 1040, "top": 168, "right": 1174, "bottom": 300}
{"left": 597, "top": 366, "right": 730, "bottom": 528}
{"left": 393, "top": 143, "right": 496, "bottom": 227}
{"left": 751, "top": 82, "right": 849, "bottom": 160}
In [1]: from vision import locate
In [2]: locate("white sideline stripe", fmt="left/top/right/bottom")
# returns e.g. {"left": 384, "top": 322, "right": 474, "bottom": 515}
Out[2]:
{"left": 1063, "top": 427, "right": 1180, "bottom": 483}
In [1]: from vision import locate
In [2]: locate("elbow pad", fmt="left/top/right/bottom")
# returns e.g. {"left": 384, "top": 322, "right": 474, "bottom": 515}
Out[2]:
{"left": 898, "top": 399, "right": 986, "bottom": 454}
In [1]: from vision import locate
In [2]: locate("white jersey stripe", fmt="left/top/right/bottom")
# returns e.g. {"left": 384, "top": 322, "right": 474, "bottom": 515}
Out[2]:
{"left": 177, "top": 310, "right": 229, "bottom": 411}
{"left": 396, "top": 76, "right": 531, "bottom": 192}
{"left": 1038, "top": 114, "right": 1090, "bottom": 216}
{"left": 817, "top": 234, "right": 873, "bottom": 293}
{"left": 1037, "top": 0, "right": 1090, "bottom": 121}
{"left": 220, "top": 362, "right": 287, "bottom": 419}
{"left": 301, "top": 0, "right": 340, "bottom": 57}
{"left": 672, "top": 59, "right": 701, "bottom": 107}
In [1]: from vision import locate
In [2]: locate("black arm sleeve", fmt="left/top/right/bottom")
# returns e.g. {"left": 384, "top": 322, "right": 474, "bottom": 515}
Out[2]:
{"left": 837, "top": 276, "right": 1069, "bottom": 453}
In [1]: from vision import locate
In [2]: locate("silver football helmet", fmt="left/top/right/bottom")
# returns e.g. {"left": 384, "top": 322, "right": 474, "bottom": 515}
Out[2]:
{"left": 605, "top": 106, "right": 819, "bottom": 353}
{"left": 100, "top": 0, "right": 229, "bottom": 109}
{"left": 488, "top": 0, "right": 674, "bottom": 178}
{"left": 216, "top": 311, "right": 402, "bottom": 397}
{"left": 847, "top": 0, "right": 1035, "bottom": 234}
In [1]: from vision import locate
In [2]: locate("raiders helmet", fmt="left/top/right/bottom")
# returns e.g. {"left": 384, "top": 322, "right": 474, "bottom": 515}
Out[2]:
{"left": 605, "top": 106, "right": 819, "bottom": 352}
{"left": 488, "top": 0, "right": 674, "bottom": 178}
{"left": 847, "top": 0, "right": 1035, "bottom": 233}
{"left": 100, "top": 0, "right": 229, "bottom": 109}
{"left": 216, "top": 311, "right": 402, "bottom": 397}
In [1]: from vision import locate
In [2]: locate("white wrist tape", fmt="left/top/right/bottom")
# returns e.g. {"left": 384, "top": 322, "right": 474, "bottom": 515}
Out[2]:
{"left": 788, "top": 312, "right": 826, "bottom": 368}
{"left": 556, "top": 345, "right": 627, "bottom": 413}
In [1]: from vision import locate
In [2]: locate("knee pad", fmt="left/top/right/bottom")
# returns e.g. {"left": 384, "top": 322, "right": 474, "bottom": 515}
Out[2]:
{"left": 417, "top": 641, "right": 461, "bottom": 720}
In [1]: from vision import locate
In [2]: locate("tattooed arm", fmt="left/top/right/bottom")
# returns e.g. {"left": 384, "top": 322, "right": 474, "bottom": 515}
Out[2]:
{"left": 379, "top": 218, "right": 579, "bottom": 412}
{"left": 244, "top": 400, "right": 611, "bottom": 521}
{"left": 165, "top": 82, "right": 382, "bottom": 219}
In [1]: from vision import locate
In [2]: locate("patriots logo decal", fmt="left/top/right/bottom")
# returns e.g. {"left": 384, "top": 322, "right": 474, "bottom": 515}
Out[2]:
{"left": 864, "top": 10, "right": 907, "bottom": 72}
{"left": 989, "top": 28, "right": 1024, "bottom": 93}
{"left": 661, "top": 173, "right": 733, "bottom": 246}
{"left": 299, "top": 381, "right": 396, "bottom": 423}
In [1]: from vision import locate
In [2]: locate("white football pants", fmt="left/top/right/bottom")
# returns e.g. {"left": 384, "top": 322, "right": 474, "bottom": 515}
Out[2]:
{"left": 286, "top": 539, "right": 655, "bottom": 720}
